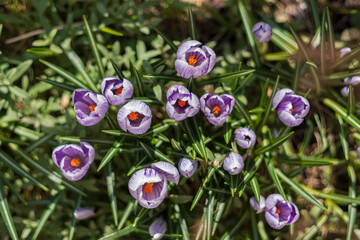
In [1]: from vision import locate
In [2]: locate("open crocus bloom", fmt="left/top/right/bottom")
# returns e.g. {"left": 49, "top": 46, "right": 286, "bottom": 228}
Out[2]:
{"left": 166, "top": 85, "right": 200, "bottom": 121}
{"left": 175, "top": 40, "right": 216, "bottom": 79}
{"left": 250, "top": 196, "right": 266, "bottom": 213}
{"left": 252, "top": 22, "right": 272, "bottom": 42}
{"left": 128, "top": 162, "right": 179, "bottom": 209}
{"left": 52, "top": 142, "right": 95, "bottom": 181}
{"left": 265, "top": 194, "right": 299, "bottom": 229}
{"left": 235, "top": 127, "right": 256, "bottom": 149}
{"left": 100, "top": 76, "right": 133, "bottom": 105}
{"left": 273, "top": 88, "right": 310, "bottom": 127}
{"left": 73, "top": 89, "right": 109, "bottom": 126}
{"left": 223, "top": 152, "right": 244, "bottom": 175}
{"left": 117, "top": 100, "right": 152, "bottom": 135}
{"left": 200, "top": 93, "right": 235, "bottom": 125}
{"left": 178, "top": 158, "right": 198, "bottom": 178}
{"left": 149, "top": 217, "right": 167, "bottom": 240}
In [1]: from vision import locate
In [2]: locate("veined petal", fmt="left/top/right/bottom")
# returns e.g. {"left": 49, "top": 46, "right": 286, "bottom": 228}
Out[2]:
{"left": 250, "top": 196, "right": 266, "bottom": 213}
{"left": 223, "top": 152, "right": 244, "bottom": 175}
{"left": 128, "top": 168, "right": 163, "bottom": 199}
{"left": 273, "top": 88, "right": 294, "bottom": 110}
{"left": 176, "top": 40, "right": 202, "bottom": 59}
{"left": 151, "top": 161, "right": 180, "bottom": 184}
{"left": 149, "top": 217, "right": 167, "bottom": 240}
{"left": 178, "top": 158, "right": 198, "bottom": 178}
{"left": 235, "top": 127, "right": 257, "bottom": 149}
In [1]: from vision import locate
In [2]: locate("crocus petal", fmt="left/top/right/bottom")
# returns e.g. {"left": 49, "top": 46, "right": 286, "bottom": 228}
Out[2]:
{"left": 273, "top": 88, "right": 294, "bottom": 110}
{"left": 74, "top": 207, "right": 96, "bottom": 220}
{"left": 128, "top": 168, "right": 163, "bottom": 199}
{"left": 178, "top": 158, "right": 198, "bottom": 178}
{"left": 250, "top": 196, "right": 266, "bottom": 213}
{"left": 340, "top": 47, "right": 351, "bottom": 57}
{"left": 287, "top": 202, "right": 300, "bottom": 225}
{"left": 100, "top": 76, "right": 133, "bottom": 105}
{"left": 223, "top": 152, "right": 244, "bottom": 175}
{"left": 175, "top": 59, "right": 208, "bottom": 79}
{"left": 252, "top": 22, "right": 272, "bottom": 42}
{"left": 277, "top": 110, "right": 304, "bottom": 127}
{"left": 235, "top": 127, "right": 257, "bottom": 149}
{"left": 149, "top": 217, "right": 167, "bottom": 240}
{"left": 136, "top": 175, "right": 168, "bottom": 209}
{"left": 357, "top": 146, "right": 360, "bottom": 158}
{"left": 265, "top": 210, "right": 288, "bottom": 229}
{"left": 176, "top": 40, "right": 202, "bottom": 59}
{"left": 200, "top": 94, "right": 234, "bottom": 126}
{"left": 265, "top": 194, "right": 286, "bottom": 210}
{"left": 341, "top": 87, "right": 349, "bottom": 97}
{"left": 151, "top": 161, "right": 180, "bottom": 184}
{"left": 202, "top": 45, "right": 216, "bottom": 74}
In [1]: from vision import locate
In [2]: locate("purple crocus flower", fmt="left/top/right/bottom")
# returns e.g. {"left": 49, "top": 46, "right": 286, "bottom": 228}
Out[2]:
{"left": 74, "top": 207, "right": 96, "bottom": 220}
{"left": 339, "top": 47, "right": 351, "bottom": 57}
{"left": 52, "top": 142, "right": 95, "bottom": 181}
{"left": 175, "top": 40, "right": 216, "bottom": 79}
{"left": 250, "top": 196, "right": 266, "bottom": 213}
{"left": 223, "top": 152, "right": 244, "bottom": 175}
{"left": 252, "top": 22, "right": 272, "bottom": 43}
{"left": 357, "top": 146, "right": 360, "bottom": 158}
{"left": 265, "top": 194, "right": 299, "bottom": 229}
{"left": 117, "top": 100, "right": 152, "bottom": 135}
{"left": 128, "top": 163, "right": 179, "bottom": 209}
{"left": 166, "top": 85, "right": 200, "bottom": 121}
{"left": 149, "top": 217, "right": 167, "bottom": 240}
{"left": 200, "top": 93, "right": 235, "bottom": 125}
{"left": 100, "top": 76, "right": 133, "bottom": 105}
{"left": 235, "top": 127, "right": 256, "bottom": 149}
{"left": 73, "top": 89, "right": 109, "bottom": 126}
{"left": 272, "top": 88, "right": 310, "bottom": 127}
{"left": 178, "top": 158, "right": 198, "bottom": 178}
{"left": 341, "top": 76, "right": 360, "bottom": 97}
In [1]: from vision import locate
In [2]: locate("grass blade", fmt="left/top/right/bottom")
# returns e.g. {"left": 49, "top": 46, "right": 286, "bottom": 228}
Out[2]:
{"left": 118, "top": 200, "right": 136, "bottom": 230}
{"left": 39, "top": 77, "right": 77, "bottom": 92}
{"left": 347, "top": 85, "right": 355, "bottom": 115}
{"left": 97, "top": 141, "right": 123, "bottom": 171}
{"left": 175, "top": 204, "right": 190, "bottom": 240}
{"left": 198, "top": 69, "right": 255, "bottom": 85}
{"left": 254, "top": 132, "right": 294, "bottom": 156}
{"left": 25, "top": 133, "right": 56, "bottom": 152}
{"left": 346, "top": 165, "right": 357, "bottom": 240}
{"left": 152, "top": 26, "right": 177, "bottom": 53}
{"left": 325, "top": 7, "right": 335, "bottom": 62}
{"left": 250, "top": 177, "right": 261, "bottom": 202}
{"left": 309, "top": 0, "right": 320, "bottom": 29}
{"left": 110, "top": 59, "right": 126, "bottom": 80}
{"left": 234, "top": 96, "right": 254, "bottom": 128}
{"left": 337, "top": 115, "right": 349, "bottom": 160}
{"left": 68, "top": 195, "right": 82, "bottom": 240}
{"left": 106, "top": 162, "right": 118, "bottom": 226}
{"left": 131, "top": 63, "right": 145, "bottom": 96}
{"left": 188, "top": 5, "right": 197, "bottom": 40}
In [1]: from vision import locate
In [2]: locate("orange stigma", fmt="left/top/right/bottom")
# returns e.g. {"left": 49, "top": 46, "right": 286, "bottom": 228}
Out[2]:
{"left": 144, "top": 182, "right": 154, "bottom": 194}
{"left": 290, "top": 108, "right": 294, "bottom": 114}
{"left": 128, "top": 112, "right": 139, "bottom": 121}
{"left": 89, "top": 105, "right": 96, "bottom": 112}
{"left": 114, "top": 87, "right": 123, "bottom": 95}
{"left": 177, "top": 99, "right": 186, "bottom": 107}
{"left": 188, "top": 55, "right": 197, "bottom": 66}
{"left": 276, "top": 208, "right": 280, "bottom": 214}
{"left": 70, "top": 158, "right": 81, "bottom": 167}
{"left": 212, "top": 106, "right": 221, "bottom": 115}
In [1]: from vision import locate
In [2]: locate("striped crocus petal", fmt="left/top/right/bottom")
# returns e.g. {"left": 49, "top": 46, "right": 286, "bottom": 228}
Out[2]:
{"left": 200, "top": 93, "right": 235, "bottom": 125}
{"left": 74, "top": 207, "right": 96, "bottom": 220}
{"left": 252, "top": 22, "right": 272, "bottom": 42}
{"left": 51, "top": 142, "right": 95, "bottom": 181}
{"left": 151, "top": 161, "right": 180, "bottom": 184}
{"left": 149, "top": 217, "right": 167, "bottom": 240}
{"left": 178, "top": 158, "right": 198, "bottom": 178}
{"left": 100, "top": 76, "right": 133, "bottom": 105}
{"left": 223, "top": 152, "right": 244, "bottom": 175}
{"left": 250, "top": 196, "right": 266, "bottom": 213}
{"left": 235, "top": 127, "right": 256, "bottom": 149}
{"left": 73, "top": 89, "right": 109, "bottom": 126}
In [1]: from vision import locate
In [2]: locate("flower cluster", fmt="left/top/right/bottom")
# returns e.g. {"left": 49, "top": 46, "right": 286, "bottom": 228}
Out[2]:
{"left": 273, "top": 88, "right": 310, "bottom": 127}
{"left": 250, "top": 194, "right": 299, "bottom": 229}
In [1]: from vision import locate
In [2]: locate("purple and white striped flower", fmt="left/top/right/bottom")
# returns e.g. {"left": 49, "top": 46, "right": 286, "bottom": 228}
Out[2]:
{"left": 223, "top": 152, "right": 244, "bottom": 175}
{"left": 128, "top": 162, "right": 179, "bottom": 209}
{"left": 72, "top": 89, "right": 109, "bottom": 126}
{"left": 166, "top": 85, "right": 200, "bottom": 121}
{"left": 339, "top": 47, "right": 351, "bottom": 57}
{"left": 100, "top": 76, "right": 133, "bottom": 105}
{"left": 175, "top": 40, "right": 216, "bottom": 79}
{"left": 265, "top": 194, "right": 299, "bottom": 229}
{"left": 252, "top": 22, "right": 272, "bottom": 43}
{"left": 74, "top": 207, "right": 96, "bottom": 220}
{"left": 117, "top": 100, "right": 152, "bottom": 135}
{"left": 200, "top": 93, "right": 235, "bottom": 125}
{"left": 149, "top": 217, "right": 167, "bottom": 240}
{"left": 235, "top": 127, "right": 256, "bottom": 149}
{"left": 341, "top": 76, "right": 360, "bottom": 97}
{"left": 273, "top": 88, "right": 310, "bottom": 127}
{"left": 250, "top": 196, "right": 266, "bottom": 213}
{"left": 52, "top": 142, "right": 95, "bottom": 181}
{"left": 178, "top": 158, "right": 198, "bottom": 178}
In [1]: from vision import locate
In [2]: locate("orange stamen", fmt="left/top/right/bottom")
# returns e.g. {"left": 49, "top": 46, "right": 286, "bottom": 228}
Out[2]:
{"left": 188, "top": 55, "right": 197, "bottom": 66}
{"left": 177, "top": 99, "right": 186, "bottom": 107}
{"left": 212, "top": 106, "right": 221, "bottom": 115}
{"left": 70, "top": 158, "right": 81, "bottom": 167}
{"left": 89, "top": 105, "right": 96, "bottom": 112}
{"left": 114, "top": 87, "right": 123, "bottom": 95}
{"left": 276, "top": 208, "right": 280, "bottom": 214}
{"left": 144, "top": 182, "right": 154, "bottom": 194}
{"left": 290, "top": 108, "right": 294, "bottom": 114}
{"left": 128, "top": 112, "right": 139, "bottom": 121}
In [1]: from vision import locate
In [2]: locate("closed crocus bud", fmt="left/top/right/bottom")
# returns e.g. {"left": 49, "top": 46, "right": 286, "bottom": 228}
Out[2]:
{"left": 52, "top": 142, "right": 95, "bottom": 181}
{"left": 166, "top": 85, "right": 200, "bottom": 121}
{"left": 341, "top": 87, "right": 350, "bottom": 97}
{"left": 74, "top": 207, "right": 96, "bottom": 220}
{"left": 223, "top": 152, "right": 244, "bottom": 175}
{"left": 357, "top": 146, "right": 360, "bottom": 158}
{"left": 151, "top": 161, "right": 180, "bottom": 184}
{"left": 235, "top": 127, "right": 256, "bottom": 149}
{"left": 265, "top": 194, "right": 300, "bottom": 229}
{"left": 72, "top": 89, "right": 109, "bottom": 126}
{"left": 175, "top": 40, "right": 216, "bottom": 79}
{"left": 149, "top": 217, "right": 167, "bottom": 240}
{"left": 117, "top": 100, "right": 152, "bottom": 135}
{"left": 100, "top": 76, "right": 133, "bottom": 105}
{"left": 340, "top": 47, "right": 351, "bottom": 57}
{"left": 250, "top": 196, "right": 266, "bottom": 213}
{"left": 128, "top": 168, "right": 168, "bottom": 209}
{"left": 272, "top": 88, "right": 310, "bottom": 127}
{"left": 200, "top": 93, "right": 235, "bottom": 125}
{"left": 178, "top": 158, "right": 198, "bottom": 178}
{"left": 252, "top": 22, "right": 272, "bottom": 42}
